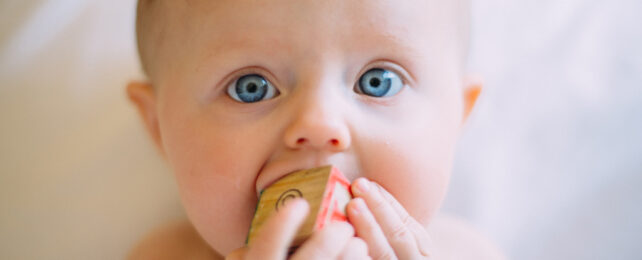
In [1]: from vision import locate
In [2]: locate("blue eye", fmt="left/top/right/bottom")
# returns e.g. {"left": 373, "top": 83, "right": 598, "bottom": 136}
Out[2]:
{"left": 227, "top": 74, "right": 279, "bottom": 103}
{"left": 357, "top": 68, "right": 403, "bottom": 97}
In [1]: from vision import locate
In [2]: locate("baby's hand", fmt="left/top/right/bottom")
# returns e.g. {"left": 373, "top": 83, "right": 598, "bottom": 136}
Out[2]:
{"left": 226, "top": 199, "right": 369, "bottom": 260}
{"left": 348, "top": 178, "right": 434, "bottom": 259}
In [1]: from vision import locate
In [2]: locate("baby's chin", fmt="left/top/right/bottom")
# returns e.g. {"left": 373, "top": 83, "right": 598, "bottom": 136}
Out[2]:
{"left": 181, "top": 198, "right": 257, "bottom": 256}
{"left": 203, "top": 227, "right": 248, "bottom": 256}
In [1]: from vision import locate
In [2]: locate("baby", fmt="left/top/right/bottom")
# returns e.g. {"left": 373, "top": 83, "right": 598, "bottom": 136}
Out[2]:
{"left": 126, "top": 0, "right": 502, "bottom": 259}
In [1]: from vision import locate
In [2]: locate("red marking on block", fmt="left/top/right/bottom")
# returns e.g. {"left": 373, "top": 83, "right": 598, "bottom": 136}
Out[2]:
{"left": 314, "top": 167, "right": 352, "bottom": 230}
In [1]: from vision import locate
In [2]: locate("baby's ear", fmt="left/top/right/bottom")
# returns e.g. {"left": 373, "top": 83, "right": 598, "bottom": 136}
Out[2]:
{"left": 126, "top": 81, "right": 164, "bottom": 156}
{"left": 462, "top": 76, "right": 483, "bottom": 123}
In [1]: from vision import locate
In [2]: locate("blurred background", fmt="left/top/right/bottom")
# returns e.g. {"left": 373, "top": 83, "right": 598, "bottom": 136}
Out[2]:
{"left": 0, "top": 0, "right": 640, "bottom": 259}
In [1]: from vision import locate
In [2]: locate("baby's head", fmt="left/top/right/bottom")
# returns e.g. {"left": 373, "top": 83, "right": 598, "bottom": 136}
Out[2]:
{"left": 128, "top": 0, "right": 480, "bottom": 255}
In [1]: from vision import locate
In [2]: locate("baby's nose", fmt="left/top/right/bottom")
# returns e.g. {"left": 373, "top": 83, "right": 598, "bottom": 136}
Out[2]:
{"left": 283, "top": 103, "right": 351, "bottom": 152}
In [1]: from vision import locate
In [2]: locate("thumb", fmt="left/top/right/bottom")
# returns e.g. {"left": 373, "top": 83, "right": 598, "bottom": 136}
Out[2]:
{"left": 245, "top": 199, "right": 309, "bottom": 259}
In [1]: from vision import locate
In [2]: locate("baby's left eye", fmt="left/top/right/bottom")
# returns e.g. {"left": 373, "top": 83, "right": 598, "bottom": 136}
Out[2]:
{"left": 226, "top": 74, "right": 279, "bottom": 103}
{"left": 356, "top": 68, "right": 404, "bottom": 98}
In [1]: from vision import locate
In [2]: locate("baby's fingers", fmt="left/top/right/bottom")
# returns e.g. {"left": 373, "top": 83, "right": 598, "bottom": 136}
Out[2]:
{"left": 244, "top": 199, "right": 309, "bottom": 260}
{"left": 291, "top": 222, "right": 360, "bottom": 260}
{"left": 348, "top": 198, "right": 397, "bottom": 260}
{"left": 351, "top": 178, "right": 426, "bottom": 259}
{"left": 373, "top": 180, "right": 433, "bottom": 257}
{"left": 338, "top": 237, "right": 371, "bottom": 260}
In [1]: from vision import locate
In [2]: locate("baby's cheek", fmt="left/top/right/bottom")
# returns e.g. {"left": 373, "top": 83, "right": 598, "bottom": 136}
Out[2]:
{"left": 368, "top": 162, "right": 450, "bottom": 225}
{"left": 360, "top": 135, "right": 455, "bottom": 226}
{"left": 175, "top": 164, "right": 259, "bottom": 254}
{"left": 178, "top": 177, "right": 257, "bottom": 255}
{"left": 162, "top": 129, "right": 263, "bottom": 254}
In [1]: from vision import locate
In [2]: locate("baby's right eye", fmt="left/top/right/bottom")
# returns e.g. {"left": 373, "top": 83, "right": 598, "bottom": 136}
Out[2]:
{"left": 226, "top": 74, "right": 279, "bottom": 103}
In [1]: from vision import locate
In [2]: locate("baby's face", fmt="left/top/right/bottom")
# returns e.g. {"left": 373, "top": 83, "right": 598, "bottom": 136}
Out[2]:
{"left": 136, "top": 0, "right": 472, "bottom": 255}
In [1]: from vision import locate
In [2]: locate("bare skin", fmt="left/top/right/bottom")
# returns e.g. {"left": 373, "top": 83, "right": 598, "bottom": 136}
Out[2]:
{"left": 128, "top": 213, "right": 504, "bottom": 260}
{"left": 128, "top": 0, "right": 503, "bottom": 258}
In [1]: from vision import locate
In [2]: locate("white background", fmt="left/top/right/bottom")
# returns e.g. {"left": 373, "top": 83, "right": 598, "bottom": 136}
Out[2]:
{"left": 1, "top": 0, "right": 640, "bottom": 259}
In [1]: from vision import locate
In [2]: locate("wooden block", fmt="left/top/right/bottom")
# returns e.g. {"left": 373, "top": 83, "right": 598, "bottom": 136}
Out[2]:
{"left": 246, "top": 165, "right": 352, "bottom": 248}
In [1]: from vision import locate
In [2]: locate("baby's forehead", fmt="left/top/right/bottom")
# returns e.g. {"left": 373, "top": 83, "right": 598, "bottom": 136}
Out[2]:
{"left": 137, "top": 0, "right": 469, "bottom": 78}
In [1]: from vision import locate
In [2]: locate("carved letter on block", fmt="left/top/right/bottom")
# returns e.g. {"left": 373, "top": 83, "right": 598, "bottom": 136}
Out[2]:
{"left": 246, "top": 165, "right": 352, "bottom": 249}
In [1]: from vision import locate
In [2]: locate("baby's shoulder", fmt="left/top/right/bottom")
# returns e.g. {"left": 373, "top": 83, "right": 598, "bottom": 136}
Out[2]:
{"left": 128, "top": 220, "right": 219, "bottom": 260}
{"left": 428, "top": 214, "right": 506, "bottom": 260}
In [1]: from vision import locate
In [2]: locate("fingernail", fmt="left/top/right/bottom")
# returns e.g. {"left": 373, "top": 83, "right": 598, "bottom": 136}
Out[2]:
{"left": 356, "top": 198, "right": 367, "bottom": 209}
{"left": 354, "top": 198, "right": 368, "bottom": 212}
{"left": 349, "top": 199, "right": 365, "bottom": 216}
{"left": 418, "top": 234, "right": 434, "bottom": 257}
{"left": 349, "top": 205, "right": 359, "bottom": 216}
{"left": 353, "top": 178, "right": 370, "bottom": 196}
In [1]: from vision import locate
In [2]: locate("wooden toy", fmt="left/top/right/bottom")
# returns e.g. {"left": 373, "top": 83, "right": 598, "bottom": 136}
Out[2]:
{"left": 246, "top": 165, "right": 352, "bottom": 249}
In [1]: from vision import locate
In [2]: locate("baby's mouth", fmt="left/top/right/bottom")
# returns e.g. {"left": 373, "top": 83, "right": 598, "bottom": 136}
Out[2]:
{"left": 255, "top": 165, "right": 320, "bottom": 197}
{"left": 254, "top": 153, "right": 359, "bottom": 197}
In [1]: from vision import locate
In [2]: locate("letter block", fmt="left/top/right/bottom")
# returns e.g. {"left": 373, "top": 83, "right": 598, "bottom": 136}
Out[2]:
{"left": 246, "top": 165, "right": 352, "bottom": 249}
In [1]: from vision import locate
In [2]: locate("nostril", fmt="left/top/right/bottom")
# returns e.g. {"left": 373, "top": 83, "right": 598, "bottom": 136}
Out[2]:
{"left": 330, "top": 139, "right": 339, "bottom": 146}
{"left": 296, "top": 138, "right": 306, "bottom": 145}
